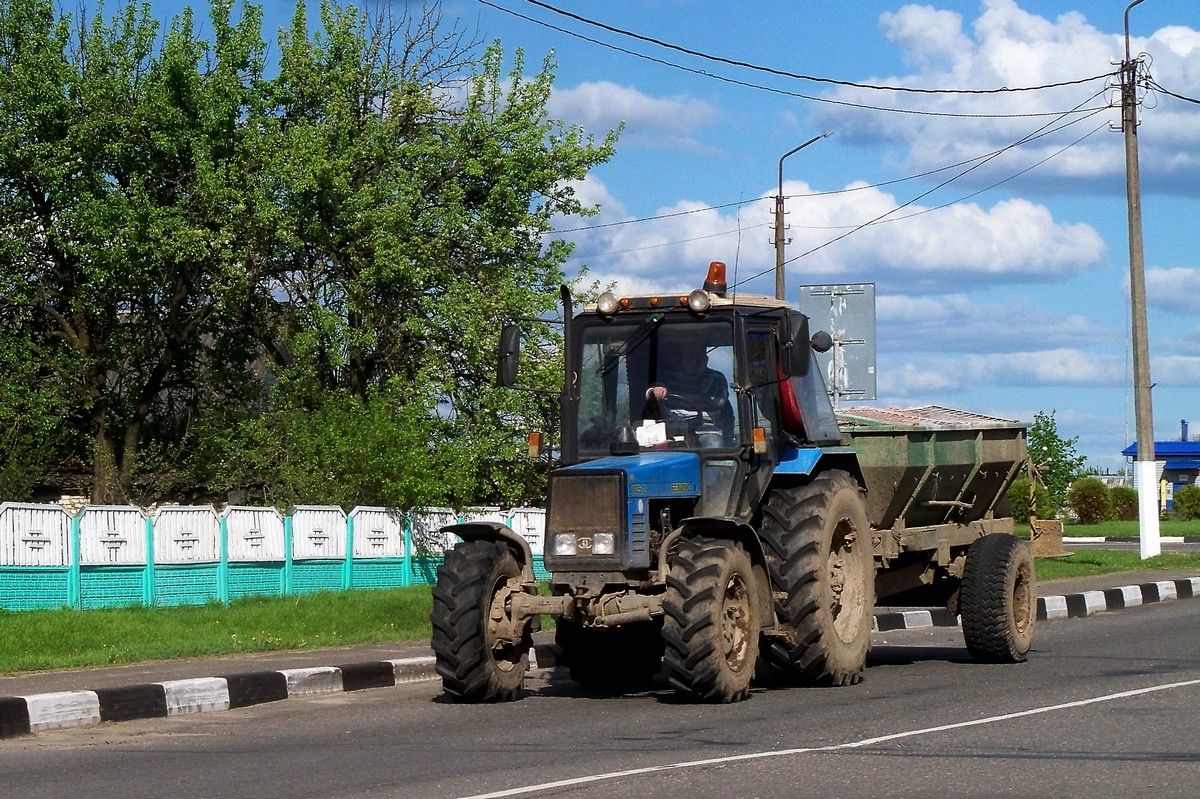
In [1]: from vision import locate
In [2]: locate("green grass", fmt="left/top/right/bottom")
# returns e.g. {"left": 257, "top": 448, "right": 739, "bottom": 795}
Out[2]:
{"left": 1035, "top": 549, "right": 1200, "bottom": 580}
{"left": 1016, "top": 519, "right": 1200, "bottom": 538}
{"left": 0, "top": 586, "right": 433, "bottom": 675}
{"left": 3, "top": 545, "right": 1200, "bottom": 675}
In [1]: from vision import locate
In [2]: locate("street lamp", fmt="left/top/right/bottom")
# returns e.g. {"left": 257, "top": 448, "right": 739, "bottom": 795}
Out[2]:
{"left": 774, "top": 132, "right": 832, "bottom": 300}
{"left": 1122, "top": 0, "right": 1160, "bottom": 558}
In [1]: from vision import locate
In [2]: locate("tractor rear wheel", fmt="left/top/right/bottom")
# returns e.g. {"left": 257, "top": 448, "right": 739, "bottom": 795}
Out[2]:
{"left": 760, "top": 471, "right": 875, "bottom": 685}
{"left": 662, "top": 537, "right": 760, "bottom": 703}
{"left": 431, "top": 540, "right": 530, "bottom": 702}
{"left": 960, "top": 533, "right": 1036, "bottom": 662}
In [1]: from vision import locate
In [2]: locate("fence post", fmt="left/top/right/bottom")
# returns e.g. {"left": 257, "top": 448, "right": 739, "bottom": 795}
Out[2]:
{"left": 342, "top": 512, "right": 354, "bottom": 591}
{"left": 218, "top": 511, "right": 230, "bottom": 604}
{"left": 283, "top": 512, "right": 294, "bottom": 597}
{"left": 68, "top": 509, "right": 82, "bottom": 610}
{"left": 402, "top": 513, "right": 413, "bottom": 588}
{"left": 143, "top": 513, "right": 155, "bottom": 607}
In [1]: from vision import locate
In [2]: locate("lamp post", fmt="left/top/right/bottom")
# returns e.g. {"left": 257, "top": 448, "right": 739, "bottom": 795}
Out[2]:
{"left": 1123, "top": 0, "right": 1160, "bottom": 558}
{"left": 774, "top": 132, "right": 832, "bottom": 301}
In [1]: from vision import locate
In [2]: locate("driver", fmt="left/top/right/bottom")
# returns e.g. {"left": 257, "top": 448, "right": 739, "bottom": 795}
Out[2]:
{"left": 645, "top": 340, "right": 734, "bottom": 446}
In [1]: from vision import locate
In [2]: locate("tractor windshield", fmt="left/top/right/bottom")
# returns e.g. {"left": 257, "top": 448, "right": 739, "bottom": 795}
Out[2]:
{"left": 575, "top": 318, "right": 739, "bottom": 454}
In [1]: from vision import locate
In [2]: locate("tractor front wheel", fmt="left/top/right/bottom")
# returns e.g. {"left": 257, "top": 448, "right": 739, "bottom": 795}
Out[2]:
{"left": 431, "top": 540, "right": 531, "bottom": 702}
{"left": 662, "top": 537, "right": 761, "bottom": 703}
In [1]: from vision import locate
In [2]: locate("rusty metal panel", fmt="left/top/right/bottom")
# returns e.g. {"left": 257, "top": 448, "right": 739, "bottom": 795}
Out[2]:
{"left": 838, "top": 406, "right": 1027, "bottom": 530}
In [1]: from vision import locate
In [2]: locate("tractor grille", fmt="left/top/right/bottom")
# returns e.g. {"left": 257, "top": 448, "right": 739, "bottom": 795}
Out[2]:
{"left": 547, "top": 471, "right": 624, "bottom": 536}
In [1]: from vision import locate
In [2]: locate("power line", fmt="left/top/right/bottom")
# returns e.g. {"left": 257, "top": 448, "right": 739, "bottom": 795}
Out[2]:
{"left": 516, "top": 0, "right": 1115, "bottom": 96}
{"left": 479, "top": 0, "right": 1114, "bottom": 120}
{"left": 562, "top": 112, "right": 1107, "bottom": 264}
{"left": 793, "top": 117, "right": 1110, "bottom": 231}
{"left": 1147, "top": 78, "right": 1200, "bottom": 105}
{"left": 566, "top": 223, "right": 772, "bottom": 261}
{"left": 546, "top": 91, "right": 1114, "bottom": 236}
{"left": 553, "top": 198, "right": 759, "bottom": 233}
{"left": 730, "top": 91, "right": 1111, "bottom": 287}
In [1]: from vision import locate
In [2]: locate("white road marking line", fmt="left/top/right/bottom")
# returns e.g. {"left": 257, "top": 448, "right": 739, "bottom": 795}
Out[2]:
{"left": 458, "top": 677, "right": 1200, "bottom": 799}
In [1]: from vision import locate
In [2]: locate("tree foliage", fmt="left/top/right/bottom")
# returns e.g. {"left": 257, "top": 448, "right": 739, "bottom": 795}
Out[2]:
{"left": 1109, "top": 484, "right": 1138, "bottom": 521}
{"left": 1066, "top": 476, "right": 1111, "bottom": 525}
{"left": 1006, "top": 474, "right": 1052, "bottom": 524}
{"left": 1173, "top": 484, "right": 1200, "bottom": 522}
{"left": 1027, "top": 410, "right": 1085, "bottom": 517}
{"left": 0, "top": 0, "right": 616, "bottom": 507}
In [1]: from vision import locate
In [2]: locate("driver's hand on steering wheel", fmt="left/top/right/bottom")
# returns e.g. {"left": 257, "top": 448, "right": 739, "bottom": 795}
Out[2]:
{"left": 647, "top": 385, "right": 669, "bottom": 401}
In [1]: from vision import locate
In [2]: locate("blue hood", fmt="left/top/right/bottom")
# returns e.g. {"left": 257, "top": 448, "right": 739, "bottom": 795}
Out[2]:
{"left": 558, "top": 451, "right": 701, "bottom": 498}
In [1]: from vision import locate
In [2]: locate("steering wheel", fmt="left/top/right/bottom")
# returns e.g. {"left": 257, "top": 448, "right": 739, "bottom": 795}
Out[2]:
{"left": 661, "top": 391, "right": 723, "bottom": 415}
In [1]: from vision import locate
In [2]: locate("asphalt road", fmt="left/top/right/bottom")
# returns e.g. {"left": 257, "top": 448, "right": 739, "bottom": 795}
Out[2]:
{"left": 3, "top": 599, "right": 1198, "bottom": 799}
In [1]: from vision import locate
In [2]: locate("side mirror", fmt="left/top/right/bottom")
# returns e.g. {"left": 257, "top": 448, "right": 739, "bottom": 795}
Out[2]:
{"left": 497, "top": 324, "right": 521, "bottom": 387}
{"left": 810, "top": 330, "right": 834, "bottom": 353}
{"left": 781, "top": 312, "right": 811, "bottom": 377}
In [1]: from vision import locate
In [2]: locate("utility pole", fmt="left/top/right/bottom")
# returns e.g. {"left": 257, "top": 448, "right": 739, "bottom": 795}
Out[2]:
{"left": 1123, "top": 0, "right": 1160, "bottom": 558}
{"left": 774, "top": 132, "right": 832, "bottom": 301}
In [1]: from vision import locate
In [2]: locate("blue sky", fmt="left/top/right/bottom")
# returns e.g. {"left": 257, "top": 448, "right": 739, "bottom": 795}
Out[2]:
{"left": 170, "top": 0, "right": 1199, "bottom": 469}
{"left": 452, "top": 0, "right": 1200, "bottom": 470}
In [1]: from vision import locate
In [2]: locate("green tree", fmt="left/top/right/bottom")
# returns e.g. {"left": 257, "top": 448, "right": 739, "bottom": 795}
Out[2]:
{"left": 0, "top": 0, "right": 615, "bottom": 507}
{"left": 1006, "top": 474, "right": 1051, "bottom": 524}
{"left": 212, "top": 3, "right": 614, "bottom": 507}
{"left": 1109, "top": 484, "right": 1138, "bottom": 521}
{"left": 0, "top": 0, "right": 270, "bottom": 502}
{"left": 0, "top": 326, "right": 74, "bottom": 498}
{"left": 1173, "top": 484, "right": 1200, "bottom": 521}
{"left": 1067, "top": 476, "right": 1111, "bottom": 525}
{"left": 1027, "top": 410, "right": 1085, "bottom": 517}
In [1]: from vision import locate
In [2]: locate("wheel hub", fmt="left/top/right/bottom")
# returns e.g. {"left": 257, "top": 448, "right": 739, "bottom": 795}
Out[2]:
{"left": 720, "top": 573, "right": 753, "bottom": 673}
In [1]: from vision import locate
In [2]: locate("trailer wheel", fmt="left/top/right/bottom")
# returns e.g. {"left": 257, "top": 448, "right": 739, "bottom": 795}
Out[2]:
{"left": 430, "top": 540, "right": 530, "bottom": 702}
{"left": 556, "top": 619, "right": 664, "bottom": 691}
{"left": 760, "top": 471, "right": 875, "bottom": 686}
{"left": 662, "top": 537, "right": 760, "bottom": 702}
{"left": 960, "top": 533, "right": 1036, "bottom": 663}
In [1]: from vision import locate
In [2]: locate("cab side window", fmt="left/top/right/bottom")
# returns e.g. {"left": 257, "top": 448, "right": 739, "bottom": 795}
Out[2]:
{"left": 744, "top": 329, "right": 779, "bottom": 440}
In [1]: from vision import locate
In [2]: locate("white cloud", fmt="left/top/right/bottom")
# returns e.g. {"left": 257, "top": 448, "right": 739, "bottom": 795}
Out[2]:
{"left": 1152, "top": 354, "right": 1200, "bottom": 386}
{"left": 815, "top": 1, "right": 1200, "bottom": 194}
{"left": 1146, "top": 267, "right": 1200, "bottom": 314}
{"left": 876, "top": 293, "right": 1112, "bottom": 353}
{"left": 876, "top": 348, "right": 1125, "bottom": 400}
{"left": 881, "top": 5, "right": 973, "bottom": 72}
{"left": 558, "top": 178, "right": 1106, "bottom": 295}
{"left": 549, "top": 81, "right": 720, "bottom": 143}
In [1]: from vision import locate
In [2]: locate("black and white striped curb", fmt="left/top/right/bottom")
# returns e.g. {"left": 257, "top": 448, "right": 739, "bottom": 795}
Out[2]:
{"left": 1067, "top": 536, "right": 1200, "bottom": 544}
{"left": 1037, "top": 576, "right": 1200, "bottom": 620}
{"left": 873, "top": 576, "right": 1200, "bottom": 632}
{"left": 4, "top": 576, "right": 1198, "bottom": 739}
{"left": 0, "top": 656, "right": 439, "bottom": 740}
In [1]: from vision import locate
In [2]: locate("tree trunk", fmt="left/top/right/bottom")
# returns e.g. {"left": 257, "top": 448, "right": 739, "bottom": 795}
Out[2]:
{"left": 90, "top": 411, "right": 123, "bottom": 505}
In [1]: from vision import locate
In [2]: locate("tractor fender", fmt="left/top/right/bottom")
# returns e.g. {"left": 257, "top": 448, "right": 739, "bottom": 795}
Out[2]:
{"left": 672, "top": 517, "right": 776, "bottom": 630}
{"left": 441, "top": 521, "right": 536, "bottom": 584}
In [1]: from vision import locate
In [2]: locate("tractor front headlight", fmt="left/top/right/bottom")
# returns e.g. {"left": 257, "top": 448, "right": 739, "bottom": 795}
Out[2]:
{"left": 591, "top": 533, "right": 615, "bottom": 555}
{"left": 552, "top": 533, "right": 577, "bottom": 556}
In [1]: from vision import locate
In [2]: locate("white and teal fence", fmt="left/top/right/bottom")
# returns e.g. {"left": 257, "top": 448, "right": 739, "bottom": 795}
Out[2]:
{"left": 0, "top": 503, "right": 547, "bottom": 612}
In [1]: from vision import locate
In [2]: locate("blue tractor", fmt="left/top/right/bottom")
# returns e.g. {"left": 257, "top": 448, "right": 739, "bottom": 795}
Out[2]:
{"left": 431, "top": 262, "right": 1033, "bottom": 703}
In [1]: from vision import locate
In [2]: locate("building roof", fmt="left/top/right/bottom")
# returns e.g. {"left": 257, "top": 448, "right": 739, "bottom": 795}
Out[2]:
{"left": 1121, "top": 441, "right": 1200, "bottom": 458}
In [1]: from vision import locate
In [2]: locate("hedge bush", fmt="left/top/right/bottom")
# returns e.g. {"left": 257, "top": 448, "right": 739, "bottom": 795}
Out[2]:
{"left": 1173, "top": 484, "right": 1200, "bottom": 521}
{"left": 1109, "top": 485, "right": 1138, "bottom": 521}
{"left": 1067, "top": 476, "right": 1111, "bottom": 525}
{"left": 1007, "top": 475, "right": 1052, "bottom": 523}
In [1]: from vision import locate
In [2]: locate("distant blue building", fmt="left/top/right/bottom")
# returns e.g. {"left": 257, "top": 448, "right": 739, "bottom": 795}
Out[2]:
{"left": 1122, "top": 420, "right": 1200, "bottom": 510}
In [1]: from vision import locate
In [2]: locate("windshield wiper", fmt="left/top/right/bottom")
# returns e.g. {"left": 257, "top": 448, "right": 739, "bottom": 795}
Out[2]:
{"left": 599, "top": 312, "right": 664, "bottom": 376}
